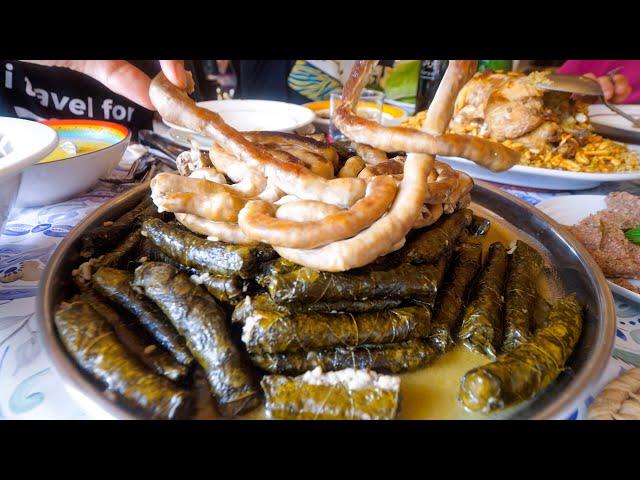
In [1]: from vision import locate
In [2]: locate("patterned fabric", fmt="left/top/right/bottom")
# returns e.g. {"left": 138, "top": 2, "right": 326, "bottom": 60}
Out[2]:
{"left": 1, "top": 146, "right": 639, "bottom": 419}
{"left": 287, "top": 60, "right": 342, "bottom": 102}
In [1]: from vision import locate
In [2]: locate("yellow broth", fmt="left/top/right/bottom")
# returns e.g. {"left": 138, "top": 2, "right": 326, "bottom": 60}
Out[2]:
{"left": 40, "top": 140, "right": 111, "bottom": 163}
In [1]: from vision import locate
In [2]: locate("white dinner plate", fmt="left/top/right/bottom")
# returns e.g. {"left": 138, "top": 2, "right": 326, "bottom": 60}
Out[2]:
{"left": 589, "top": 104, "right": 640, "bottom": 144}
{"left": 438, "top": 141, "right": 640, "bottom": 190}
{"left": 163, "top": 99, "right": 316, "bottom": 150}
{"left": 163, "top": 99, "right": 315, "bottom": 133}
{"left": 536, "top": 194, "right": 640, "bottom": 303}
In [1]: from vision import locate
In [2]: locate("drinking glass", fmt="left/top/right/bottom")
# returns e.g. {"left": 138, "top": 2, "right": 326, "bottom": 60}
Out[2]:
{"left": 329, "top": 88, "right": 385, "bottom": 143}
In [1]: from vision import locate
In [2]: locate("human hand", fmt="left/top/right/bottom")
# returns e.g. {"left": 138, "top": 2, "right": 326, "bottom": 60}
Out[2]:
{"left": 20, "top": 60, "right": 187, "bottom": 110}
{"left": 583, "top": 72, "right": 631, "bottom": 104}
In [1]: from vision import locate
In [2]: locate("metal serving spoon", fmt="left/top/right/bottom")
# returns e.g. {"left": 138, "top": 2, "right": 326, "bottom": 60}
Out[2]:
{"left": 538, "top": 73, "right": 640, "bottom": 128}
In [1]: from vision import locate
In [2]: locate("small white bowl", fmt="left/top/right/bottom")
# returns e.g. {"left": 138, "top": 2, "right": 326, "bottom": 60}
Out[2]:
{"left": 0, "top": 117, "right": 58, "bottom": 233}
{"left": 15, "top": 119, "right": 131, "bottom": 208}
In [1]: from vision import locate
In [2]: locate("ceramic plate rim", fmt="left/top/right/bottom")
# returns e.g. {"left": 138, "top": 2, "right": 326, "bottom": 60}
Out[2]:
{"left": 440, "top": 155, "right": 640, "bottom": 181}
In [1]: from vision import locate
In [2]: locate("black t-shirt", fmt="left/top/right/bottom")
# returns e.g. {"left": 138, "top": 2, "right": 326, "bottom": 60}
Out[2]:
{"left": 0, "top": 60, "right": 158, "bottom": 133}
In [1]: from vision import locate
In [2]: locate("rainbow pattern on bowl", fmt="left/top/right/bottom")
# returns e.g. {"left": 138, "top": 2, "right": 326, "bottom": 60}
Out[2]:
{"left": 39, "top": 119, "right": 129, "bottom": 164}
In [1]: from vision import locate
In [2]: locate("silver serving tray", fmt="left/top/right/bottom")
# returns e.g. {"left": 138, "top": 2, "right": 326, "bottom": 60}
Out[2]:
{"left": 36, "top": 181, "right": 616, "bottom": 420}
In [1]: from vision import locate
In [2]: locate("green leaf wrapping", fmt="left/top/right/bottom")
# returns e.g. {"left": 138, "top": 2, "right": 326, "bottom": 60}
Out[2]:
{"left": 231, "top": 294, "right": 403, "bottom": 324}
{"left": 92, "top": 267, "right": 193, "bottom": 367}
{"left": 133, "top": 262, "right": 260, "bottom": 417}
{"left": 262, "top": 372, "right": 399, "bottom": 420}
{"left": 73, "top": 289, "right": 189, "bottom": 383}
{"left": 141, "top": 218, "right": 257, "bottom": 278}
{"left": 55, "top": 300, "right": 193, "bottom": 419}
{"left": 459, "top": 294, "right": 583, "bottom": 413}
{"left": 250, "top": 339, "right": 437, "bottom": 375}
{"left": 392, "top": 209, "right": 473, "bottom": 265}
{"left": 430, "top": 242, "right": 483, "bottom": 353}
{"left": 263, "top": 258, "right": 448, "bottom": 307}
{"left": 237, "top": 294, "right": 432, "bottom": 354}
{"left": 469, "top": 215, "right": 491, "bottom": 236}
{"left": 502, "top": 240, "right": 545, "bottom": 352}
{"left": 140, "top": 238, "right": 244, "bottom": 304}
{"left": 74, "top": 229, "right": 144, "bottom": 291}
{"left": 79, "top": 197, "right": 154, "bottom": 258}
{"left": 458, "top": 242, "right": 509, "bottom": 358}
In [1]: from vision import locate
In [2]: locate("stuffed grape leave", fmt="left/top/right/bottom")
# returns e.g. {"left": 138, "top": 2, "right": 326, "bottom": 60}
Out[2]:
{"left": 263, "top": 258, "right": 447, "bottom": 307}
{"left": 55, "top": 300, "right": 193, "bottom": 419}
{"left": 139, "top": 239, "right": 244, "bottom": 304}
{"left": 469, "top": 215, "right": 491, "bottom": 237}
{"left": 141, "top": 218, "right": 257, "bottom": 278}
{"left": 92, "top": 267, "right": 193, "bottom": 367}
{"left": 430, "top": 242, "right": 483, "bottom": 353}
{"left": 80, "top": 198, "right": 165, "bottom": 259}
{"left": 73, "top": 229, "right": 143, "bottom": 290}
{"left": 458, "top": 242, "right": 508, "bottom": 359}
{"left": 79, "top": 197, "right": 153, "bottom": 258}
{"left": 502, "top": 240, "right": 545, "bottom": 352}
{"left": 392, "top": 209, "right": 473, "bottom": 265}
{"left": 72, "top": 290, "right": 189, "bottom": 382}
{"left": 237, "top": 294, "right": 432, "bottom": 354}
{"left": 133, "top": 262, "right": 260, "bottom": 417}
{"left": 250, "top": 338, "right": 437, "bottom": 375}
{"left": 232, "top": 294, "right": 403, "bottom": 324}
{"left": 459, "top": 294, "right": 583, "bottom": 413}
{"left": 262, "top": 368, "right": 400, "bottom": 420}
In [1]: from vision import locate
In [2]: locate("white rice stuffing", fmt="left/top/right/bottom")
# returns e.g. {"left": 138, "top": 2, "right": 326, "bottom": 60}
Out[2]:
{"left": 301, "top": 367, "right": 400, "bottom": 392}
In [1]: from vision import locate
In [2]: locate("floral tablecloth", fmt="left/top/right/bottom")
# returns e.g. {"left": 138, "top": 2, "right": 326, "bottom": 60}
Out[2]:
{"left": 2, "top": 147, "right": 640, "bottom": 420}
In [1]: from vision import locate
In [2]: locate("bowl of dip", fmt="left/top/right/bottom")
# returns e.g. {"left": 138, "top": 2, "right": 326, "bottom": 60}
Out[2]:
{"left": 15, "top": 119, "right": 130, "bottom": 208}
{"left": 0, "top": 117, "right": 58, "bottom": 233}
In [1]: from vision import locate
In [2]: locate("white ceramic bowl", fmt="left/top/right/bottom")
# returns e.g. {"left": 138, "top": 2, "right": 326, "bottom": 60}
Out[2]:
{"left": 0, "top": 117, "right": 58, "bottom": 233}
{"left": 15, "top": 119, "right": 131, "bottom": 208}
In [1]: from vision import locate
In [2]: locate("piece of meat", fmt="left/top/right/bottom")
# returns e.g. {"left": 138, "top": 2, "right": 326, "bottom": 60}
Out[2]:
{"left": 516, "top": 121, "right": 560, "bottom": 151}
{"left": 568, "top": 192, "right": 640, "bottom": 279}
{"left": 484, "top": 95, "right": 543, "bottom": 140}
{"left": 605, "top": 192, "right": 640, "bottom": 227}
{"left": 452, "top": 72, "right": 511, "bottom": 122}
{"left": 451, "top": 72, "right": 545, "bottom": 141}
{"left": 591, "top": 222, "right": 640, "bottom": 278}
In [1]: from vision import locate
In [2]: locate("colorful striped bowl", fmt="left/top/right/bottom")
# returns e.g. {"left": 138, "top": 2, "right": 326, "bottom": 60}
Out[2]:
{"left": 16, "top": 119, "right": 130, "bottom": 207}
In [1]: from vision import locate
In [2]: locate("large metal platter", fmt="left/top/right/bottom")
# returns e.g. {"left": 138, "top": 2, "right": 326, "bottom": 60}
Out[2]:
{"left": 36, "top": 181, "right": 616, "bottom": 420}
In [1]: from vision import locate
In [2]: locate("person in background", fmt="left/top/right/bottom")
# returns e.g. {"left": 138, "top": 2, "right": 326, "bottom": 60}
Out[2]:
{"left": 0, "top": 60, "right": 186, "bottom": 133}
{"left": 233, "top": 60, "right": 394, "bottom": 104}
{"left": 556, "top": 60, "right": 639, "bottom": 104}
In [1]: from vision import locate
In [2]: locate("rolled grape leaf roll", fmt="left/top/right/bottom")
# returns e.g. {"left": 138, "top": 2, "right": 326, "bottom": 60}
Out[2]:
{"left": 502, "top": 240, "right": 545, "bottom": 352}
{"left": 263, "top": 259, "right": 447, "bottom": 307}
{"left": 133, "top": 262, "right": 260, "bottom": 417}
{"left": 55, "top": 300, "right": 193, "bottom": 419}
{"left": 237, "top": 294, "right": 432, "bottom": 354}
{"left": 458, "top": 242, "right": 508, "bottom": 359}
{"left": 141, "top": 218, "right": 257, "bottom": 278}
{"left": 430, "top": 242, "right": 482, "bottom": 353}
{"left": 72, "top": 289, "right": 189, "bottom": 383}
{"left": 460, "top": 294, "right": 583, "bottom": 413}
{"left": 262, "top": 367, "right": 400, "bottom": 420}
{"left": 392, "top": 209, "right": 473, "bottom": 265}
{"left": 251, "top": 339, "right": 436, "bottom": 375}
{"left": 92, "top": 267, "right": 193, "bottom": 367}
